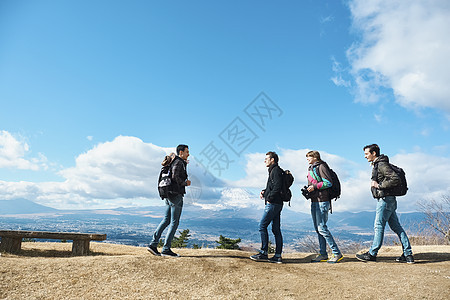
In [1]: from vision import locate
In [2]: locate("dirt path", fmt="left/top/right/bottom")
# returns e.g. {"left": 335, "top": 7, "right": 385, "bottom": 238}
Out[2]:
{"left": 1, "top": 243, "right": 449, "bottom": 299}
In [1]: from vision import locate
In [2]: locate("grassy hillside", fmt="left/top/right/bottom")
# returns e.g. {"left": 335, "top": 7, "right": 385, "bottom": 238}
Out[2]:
{"left": 1, "top": 242, "right": 449, "bottom": 299}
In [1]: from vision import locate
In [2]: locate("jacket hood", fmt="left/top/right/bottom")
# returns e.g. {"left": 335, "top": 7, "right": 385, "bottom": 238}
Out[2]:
{"left": 374, "top": 154, "right": 389, "bottom": 164}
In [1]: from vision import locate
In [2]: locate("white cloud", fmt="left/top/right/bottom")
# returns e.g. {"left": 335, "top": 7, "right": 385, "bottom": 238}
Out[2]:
{"left": 231, "top": 152, "right": 268, "bottom": 188}
{"left": 1, "top": 137, "right": 449, "bottom": 212}
{"left": 226, "top": 148, "right": 450, "bottom": 213}
{"left": 0, "top": 130, "right": 47, "bottom": 170}
{"left": 374, "top": 114, "right": 382, "bottom": 123}
{"left": 58, "top": 136, "right": 168, "bottom": 199}
{"left": 320, "top": 15, "right": 334, "bottom": 24}
{"left": 228, "top": 148, "right": 367, "bottom": 212}
{"left": 390, "top": 152, "right": 450, "bottom": 204}
{"left": 329, "top": 152, "right": 450, "bottom": 213}
{"left": 342, "top": 0, "right": 450, "bottom": 113}
{"left": 192, "top": 188, "right": 260, "bottom": 211}
{"left": 0, "top": 136, "right": 173, "bottom": 208}
{"left": 331, "top": 57, "right": 351, "bottom": 88}
{"left": 0, "top": 136, "right": 225, "bottom": 209}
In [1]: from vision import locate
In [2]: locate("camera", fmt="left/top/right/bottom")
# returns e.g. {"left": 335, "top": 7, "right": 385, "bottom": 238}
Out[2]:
{"left": 301, "top": 186, "right": 311, "bottom": 199}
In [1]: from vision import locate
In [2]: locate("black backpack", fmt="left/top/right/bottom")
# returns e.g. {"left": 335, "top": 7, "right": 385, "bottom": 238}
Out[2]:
{"left": 158, "top": 164, "right": 174, "bottom": 199}
{"left": 387, "top": 164, "right": 408, "bottom": 196}
{"left": 315, "top": 163, "right": 341, "bottom": 201}
{"left": 372, "top": 162, "right": 408, "bottom": 198}
{"left": 315, "top": 163, "right": 341, "bottom": 213}
{"left": 280, "top": 168, "right": 294, "bottom": 205}
{"left": 328, "top": 168, "right": 341, "bottom": 200}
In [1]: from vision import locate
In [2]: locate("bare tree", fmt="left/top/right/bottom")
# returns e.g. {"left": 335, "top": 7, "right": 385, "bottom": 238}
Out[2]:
{"left": 417, "top": 195, "right": 450, "bottom": 243}
{"left": 293, "top": 235, "right": 319, "bottom": 253}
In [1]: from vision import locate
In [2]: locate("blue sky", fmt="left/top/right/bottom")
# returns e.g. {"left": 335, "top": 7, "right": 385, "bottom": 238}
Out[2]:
{"left": 1, "top": 0, "right": 449, "bottom": 212}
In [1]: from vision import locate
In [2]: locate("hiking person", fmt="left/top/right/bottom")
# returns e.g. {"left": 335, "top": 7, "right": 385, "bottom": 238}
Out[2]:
{"left": 356, "top": 144, "right": 414, "bottom": 263}
{"left": 148, "top": 145, "right": 191, "bottom": 257}
{"left": 250, "top": 151, "right": 284, "bottom": 263}
{"left": 306, "top": 150, "right": 343, "bottom": 263}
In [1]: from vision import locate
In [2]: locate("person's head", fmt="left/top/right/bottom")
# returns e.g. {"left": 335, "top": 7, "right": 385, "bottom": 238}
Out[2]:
{"left": 161, "top": 152, "right": 176, "bottom": 166}
{"left": 363, "top": 144, "right": 380, "bottom": 162}
{"left": 265, "top": 151, "right": 279, "bottom": 167}
{"left": 177, "top": 144, "right": 189, "bottom": 160}
{"left": 306, "top": 150, "right": 322, "bottom": 165}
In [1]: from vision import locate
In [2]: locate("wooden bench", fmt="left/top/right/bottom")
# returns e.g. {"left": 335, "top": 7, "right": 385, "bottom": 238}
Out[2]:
{"left": 0, "top": 230, "right": 107, "bottom": 256}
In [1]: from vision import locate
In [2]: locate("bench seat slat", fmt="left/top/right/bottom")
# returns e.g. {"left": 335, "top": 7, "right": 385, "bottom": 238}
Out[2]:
{"left": 0, "top": 230, "right": 106, "bottom": 241}
{"left": 0, "top": 230, "right": 107, "bottom": 255}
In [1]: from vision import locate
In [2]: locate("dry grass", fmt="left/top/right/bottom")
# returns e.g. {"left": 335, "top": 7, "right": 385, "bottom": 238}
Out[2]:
{"left": 1, "top": 242, "right": 450, "bottom": 299}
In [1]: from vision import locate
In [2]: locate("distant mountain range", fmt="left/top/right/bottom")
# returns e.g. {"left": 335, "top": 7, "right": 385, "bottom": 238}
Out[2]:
{"left": 0, "top": 199, "right": 428, "bottom": 250}
{"left": 0, "top": 198, "right": 58, "bottom": 214}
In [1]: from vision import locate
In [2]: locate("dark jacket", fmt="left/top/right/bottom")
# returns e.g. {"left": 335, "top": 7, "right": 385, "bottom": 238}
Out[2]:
{"left": 371, "top": 154, "right": 401, "bottom": 198}
{"left": 171, "top": 156, "right": 188, "bottom": 195}
{"left": 307, "top": 161, "right": 333, "bottom": 202}
{"left": 263, "top": 163, "right": 283, "bottom": 204}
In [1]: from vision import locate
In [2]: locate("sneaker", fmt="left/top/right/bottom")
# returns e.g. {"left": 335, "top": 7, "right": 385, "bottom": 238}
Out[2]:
{"left": 250, "top": 253, "right": 269, "bottom": 262}
{"left": 161, "top": 249, "right": 180, "bottom": 257}
{"left": 311, "top": 254, "right": 328, "bottom": 263}
{"left": 396, "top": 253, "right": 406, "bottom": 262}
{"left": 269, "top": 256, "right": 283, "bottom": 264}
{"left": 405, "top": 255, "right": 415, "bottom": 264}
{"left": 396, "top": 254, "right": 415, "bottom": 264}
{"left": 147, "top": 245, "right": 160, "bottom": 256}
{"left": 328, "top": 253, "right": 344, "bottom": 264}
{"left": 356, "top": 251, "right": 376, "bottom": 262}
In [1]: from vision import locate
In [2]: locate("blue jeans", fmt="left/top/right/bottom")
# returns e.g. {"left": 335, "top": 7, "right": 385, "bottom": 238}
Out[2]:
{"left": 150, "top": 194, "right": 183, "bottom": 252}
{"left": 369, "top": 196, "right": 412, "bottom": 256}
{"left": 258, "top": 203, "right": 283, "bottom": 257}
{"left": 311, "top": 201, "right": 341, "bottom": 255}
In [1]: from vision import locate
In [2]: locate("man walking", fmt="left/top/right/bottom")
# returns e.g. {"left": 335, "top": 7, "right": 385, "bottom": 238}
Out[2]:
{"left": 356, "top": 144, "right": 414, "bottom": 263}
{"left": 148, "top": 144, "right": 191, "bottom": 257}
{"left": 250, "top": 151, "right": 284, "bottom": 263}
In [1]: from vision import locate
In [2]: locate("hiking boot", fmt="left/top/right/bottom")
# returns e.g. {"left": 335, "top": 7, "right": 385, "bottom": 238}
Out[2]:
{"left": 328, "top": 253, "right": 344, "bottom": 264}
{"left": 356, "top": 251, "right": 376, "bottom": 262}
{"left": 396, "top": 254, "right": 415, "bottom": 264}
{"left": 269, "top": 256, "right": 283, "bottom": 264}
{"left": 161, "top": 249, "right": 180, "bottom": 257}
{"left": 250, "top": 253, "right": 269, "bottom": 262}
{"left": 311, "top": 254, "right": 328, "bottom": 263}
{"left": 147, "top": 245, "right": 160, "bottom": 256}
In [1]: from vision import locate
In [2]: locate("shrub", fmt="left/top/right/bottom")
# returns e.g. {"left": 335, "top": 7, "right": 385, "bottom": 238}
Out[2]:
{"left": 215, "top": 235, "right": 241, "bottom": 250}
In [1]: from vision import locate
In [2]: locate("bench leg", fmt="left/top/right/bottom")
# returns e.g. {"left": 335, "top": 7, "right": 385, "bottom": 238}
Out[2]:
{"left": 0, "top": 237, "right": 22, "bottom": 254}
{"left": 72, "top": 240, "right": 90, "bottom": 256}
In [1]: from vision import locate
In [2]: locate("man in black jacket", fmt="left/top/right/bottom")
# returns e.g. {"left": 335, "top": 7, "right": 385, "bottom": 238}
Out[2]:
{"left": 356, "top": 144, "right": 414, "bottom": 263}
{"left": 148, "top": 144, "right": 191, "bottom": 257}
{"left": 250, "top": 151, "right": 284, "bottom": 263}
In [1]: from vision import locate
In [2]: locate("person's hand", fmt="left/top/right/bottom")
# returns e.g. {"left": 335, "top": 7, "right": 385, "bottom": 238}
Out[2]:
{"left": 260, "top": 190, "right": 265, "bottom": 199}
{"left": 186, "top": 180, "right": 191, "bottom": 186}
{"left": 307, "top": 185, "right": 315, "bottom": 192}
{"left": 371, "top": 180, "right": 379, "bottom": 188}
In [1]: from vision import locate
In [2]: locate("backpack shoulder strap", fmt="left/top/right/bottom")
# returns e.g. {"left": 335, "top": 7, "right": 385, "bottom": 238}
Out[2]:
{"left": 314, "top": 162, "right": 327, "bottom": 182}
